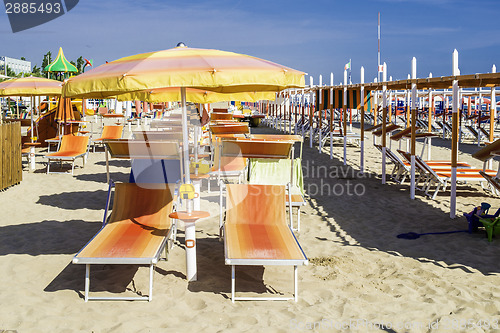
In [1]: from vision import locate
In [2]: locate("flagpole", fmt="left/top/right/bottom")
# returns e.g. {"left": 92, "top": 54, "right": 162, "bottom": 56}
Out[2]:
{"left": 378, "top": 12, "right": 381, "bottom": 83}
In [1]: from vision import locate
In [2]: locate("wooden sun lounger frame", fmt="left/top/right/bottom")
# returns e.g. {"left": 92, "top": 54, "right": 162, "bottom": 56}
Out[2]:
{"left": 222, "top": 184, "right": 308, "bottom": 302}
{"left": 72, "top": 181, "right": 177, "bottom": 301}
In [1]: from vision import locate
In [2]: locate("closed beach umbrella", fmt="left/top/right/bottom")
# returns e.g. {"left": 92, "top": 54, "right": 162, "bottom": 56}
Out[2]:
{"left": 63, "top": 44, "right": 305, "bottom": 186}
{"left": 54, "top": 96, "right": 75, "bottom": 136}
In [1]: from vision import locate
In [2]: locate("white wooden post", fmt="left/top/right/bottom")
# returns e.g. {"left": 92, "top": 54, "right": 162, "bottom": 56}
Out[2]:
{"left": 343, "top": 70, "right": 347, "bottom": 165}
{"left": 330, "top": 72, "right": 334, "bottom": 159}
{"left": 360, "top": 66, "right": 365, "bottom": 173}
{"left": 410, "top": 57, "right": 417, "bottom": 200}
{"left": 450, "top": 49, "right": 460, "bottom": 218}
{"left": 309, "top": 76, "right": 314, "bottom": 148}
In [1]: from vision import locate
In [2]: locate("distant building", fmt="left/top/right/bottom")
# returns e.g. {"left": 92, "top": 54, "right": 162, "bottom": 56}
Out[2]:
{"left": 0, "top": 56, "right": 31, "bottom": 75}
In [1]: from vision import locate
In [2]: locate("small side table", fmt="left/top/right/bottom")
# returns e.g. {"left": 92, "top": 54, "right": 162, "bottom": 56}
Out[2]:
{"left": 169, "top": 210, "right": 210, "bottom": 282}
{"left": 24, "top": 142, "right": 41, "bottom": 171}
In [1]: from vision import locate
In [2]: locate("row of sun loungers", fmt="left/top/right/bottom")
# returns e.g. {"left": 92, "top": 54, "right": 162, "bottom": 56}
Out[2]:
{"left": 69, "top": 114, "right": 309, "bottom": 302}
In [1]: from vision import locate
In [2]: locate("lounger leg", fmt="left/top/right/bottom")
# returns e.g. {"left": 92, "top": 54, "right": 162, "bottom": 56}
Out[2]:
{"left": 294, "top": 265, "right": 298, "bottom": 302}
{"left": 231, "top": 265, "right": 235, "bottom": 303}
{"left": 149, "top": 264, "right": 154, "bottom": 302}
{"left": 85, "top": 264, "right": 90, "bottom": 302}
{"left": 71, "top": 160, "right": 75, "bottom": 175}
{"left": 297, "top": 207, "right": 301, "bottom": 232}
{"left": 47, "top": 159, "right": 50, "bottom": 174}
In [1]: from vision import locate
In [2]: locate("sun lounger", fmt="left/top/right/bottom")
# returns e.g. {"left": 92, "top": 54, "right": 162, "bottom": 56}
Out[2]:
{"left": 92, "top": 125, "right": 123, "bottom": 152}
{"left": 73, "top": 182, "right": 176, "bottom": 301}
{"left": 223, "top": 184, "right": 308, "bottom": 302}
{"left": 249, "top": 157, "right": 305, "bottom": 231}
{"left": 374, "top": 144, "right": 411, "bottom": 184}
{"left": 44, "top": 134, "right": 89, "bottom": 174}
{"left": 398, "top": 150, "right": 495, "bottom": 199}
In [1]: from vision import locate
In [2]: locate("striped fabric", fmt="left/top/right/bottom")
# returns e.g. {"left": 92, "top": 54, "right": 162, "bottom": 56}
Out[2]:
{"left": 63, "top": 46, "right": 305, "bottom": 99}
{"left": 0, "top": 76, "right": 62, "bottom": 96}
{"left": 225, "top": 184, "right": 306, "bottom": 261}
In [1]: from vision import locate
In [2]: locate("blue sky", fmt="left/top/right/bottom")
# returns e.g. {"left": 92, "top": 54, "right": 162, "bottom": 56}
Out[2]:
{"left": 1, "top": 0, "right": 499, "bottom": 84}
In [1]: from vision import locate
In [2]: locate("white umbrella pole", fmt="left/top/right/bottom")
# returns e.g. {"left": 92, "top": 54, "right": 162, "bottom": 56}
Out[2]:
{"left": 343, "top": 70, "right": 347, "bottom": 166}
{"left": 410, "top": 57, "right": 417, "bottom": 200}
{"left": 181, "top": 87, "right": 191, "bottom": 189}
{"left": 360, "top": 67, "right": 365, "bottom": 173}
{"left": 30, "top": 96, "right": 34, "bottom": 143}
{"left": 382, "top": 63, "right": 387, "bottom": 184}
{"left": 450, "top": 50, "right": 460, "bottom": 218}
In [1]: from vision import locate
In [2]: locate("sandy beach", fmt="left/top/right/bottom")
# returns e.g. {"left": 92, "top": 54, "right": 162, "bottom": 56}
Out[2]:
{"left": 1, "top": 122, "right": 499, "bottom": 333}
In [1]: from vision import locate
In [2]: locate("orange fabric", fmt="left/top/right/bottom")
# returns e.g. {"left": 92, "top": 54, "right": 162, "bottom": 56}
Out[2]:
{"left": 54, "top": 97, "right": 75, "bottom": 123}
{"left": 222, "top": 140, "right": 292, "bottom": 159}
{"left": 225, "top": 184, "right": 306, "bottom": 261}
{"left": 94, "top": 125, "right": 123, "bottom": 141}
{"left": 46, "top": 135, "right": 88, "bottom": 158}
{"left": 211, "top": 113, "right": 233, "bottom": 121}
{"left": 76, "top": 183, "right": 174, "bottom": 259}
{"left": 210, "top": 124, "right": 249, "bottom": 135}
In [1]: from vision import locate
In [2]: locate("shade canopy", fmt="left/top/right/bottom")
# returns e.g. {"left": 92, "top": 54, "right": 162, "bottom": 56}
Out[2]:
{"left": 0, "top": 76, "right": 62, "bottom": 96}
{"left": 62, "top": 46, "right": 305, "bottom": 98}
{"left": 45, "top": 47, "right": 78, "bottom": 73}
{"left": 115, "top": 87, "right": 276, "bottom": 103}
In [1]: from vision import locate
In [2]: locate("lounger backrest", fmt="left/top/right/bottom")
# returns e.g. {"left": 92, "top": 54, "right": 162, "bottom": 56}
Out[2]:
{"left": 211, "top": 113, "right": 233, "bottom": 121}
{"left": 472, "top": 138, "right": 500, "bottom": 162}
{"left": 248, "top": 158, "right": 304, "bottom": 195}
{"left": 210, "top": 124, "right": 249, "bottom": 135}
{"left": 59, "top": 135, "right": 89, "bottom": 154}
{"left": 212, "top": 140, "right": 247, "bottom": 171}
{"left": 107, "top": 183, "right": 174, "bottom": 229}
{"left": 397, "top": 149, "right": 428, "bottom": 174}
{"left": 414, "top": 155, "right": 441, "bottom": 178}
{"left": 101, "top": 125, "right": 123, "bottom": 140}
{"left": 226, "top": 184, "right": 286, "bottom": 226}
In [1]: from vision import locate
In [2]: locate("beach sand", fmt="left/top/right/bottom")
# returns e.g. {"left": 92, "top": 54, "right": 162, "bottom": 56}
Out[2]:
{"left": 1, "top": 121, "right": 499, "bottom": 332}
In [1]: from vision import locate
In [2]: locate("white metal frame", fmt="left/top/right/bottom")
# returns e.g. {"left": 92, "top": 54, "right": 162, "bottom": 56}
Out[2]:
{"left": 72, "top": 181, "right": 176, "bottom": 302}
{"left": 221, "top": 183, "right": 308, "bottom": 302}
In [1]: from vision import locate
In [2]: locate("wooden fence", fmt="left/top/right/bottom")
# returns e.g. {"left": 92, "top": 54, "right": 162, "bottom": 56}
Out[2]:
{"left": 0, "top": 121, "right": 22, "bottom": 190}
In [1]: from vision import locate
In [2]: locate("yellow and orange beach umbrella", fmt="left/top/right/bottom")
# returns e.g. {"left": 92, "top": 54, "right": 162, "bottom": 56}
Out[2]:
{"left": 114, "top": 87, "right": 275, "bottom": 104}
{"left": 62, "top": 44, "right": 305, "bottom": 185}
{"left": 0, "top": 76, "right": 62, "bottom": 135}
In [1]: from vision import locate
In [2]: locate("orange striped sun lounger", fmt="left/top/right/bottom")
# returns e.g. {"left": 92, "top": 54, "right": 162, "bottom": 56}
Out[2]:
{"left": 92, "top": 125, "right": 123, "bottom": 152}
{"left": 398, "top": 150, "right": 495, "bottom": 199}
{"left": 73, "top": 182, "right": 176, "bottom": 301}
{"left": 223, "top": 184, "right": 308, "bottom": 302}
{"left": 44, "top": 134, "right": 89, "bottom": 174}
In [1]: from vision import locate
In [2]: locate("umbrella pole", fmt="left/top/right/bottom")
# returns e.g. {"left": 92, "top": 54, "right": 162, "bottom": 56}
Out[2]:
{"left": 450, "top": 50, "right": 459, "bottom": 219}
{"left": 181, "top": 86, "right": 191, "bottom": 186}
{"left": 30, "top": 96, "right": 34, "bottom": 143}
{"left": 410, "top": 57, "right": 417, "bottom": 200}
